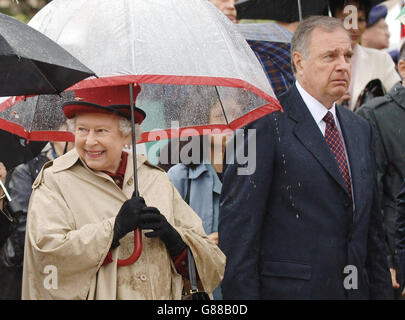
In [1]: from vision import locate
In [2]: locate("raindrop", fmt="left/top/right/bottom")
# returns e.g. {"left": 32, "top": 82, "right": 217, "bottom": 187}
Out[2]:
{"left": 296, "top": 214, "right": 299, "bottom": 219}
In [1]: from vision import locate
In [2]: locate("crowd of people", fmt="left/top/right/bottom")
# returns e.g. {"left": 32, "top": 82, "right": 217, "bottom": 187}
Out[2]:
{"left": 0, "top": 0, "right": 405, "bottom": 300}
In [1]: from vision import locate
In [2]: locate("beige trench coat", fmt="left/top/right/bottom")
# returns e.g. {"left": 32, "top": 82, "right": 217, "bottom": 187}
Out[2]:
{"left": 22, "top": 149, "right": 225, "bottom": 300}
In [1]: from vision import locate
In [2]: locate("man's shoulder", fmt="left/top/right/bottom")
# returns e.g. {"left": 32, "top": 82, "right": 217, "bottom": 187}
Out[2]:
{"left": 356, "top": 84, "right": 404, "bottom": 117}
{"left": 357, "top": 95, "right": 393, "bottom": 114}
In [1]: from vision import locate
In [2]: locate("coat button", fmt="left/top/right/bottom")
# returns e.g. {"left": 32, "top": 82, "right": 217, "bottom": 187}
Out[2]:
{"left": 140, "top": 275, "right": 147, "bottom": 281}
{"left": 127, "top": 178, "right": 133, "bottom": 186}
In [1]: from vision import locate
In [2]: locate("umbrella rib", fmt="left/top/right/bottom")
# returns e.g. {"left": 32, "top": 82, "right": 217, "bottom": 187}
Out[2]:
{"left": 214, "top": 86, "right": 229, "bottom": 126}
{"left": 297, "top": 0, "right": 303, "bottom": 21}
{"left": 28, "top": 60, "right": 59, "bottom": 94}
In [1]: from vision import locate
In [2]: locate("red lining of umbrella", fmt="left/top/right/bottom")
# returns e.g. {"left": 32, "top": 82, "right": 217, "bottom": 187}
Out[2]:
{"left": 66, "top": 74, "right": 277, "bottom": 104}
{"left": 0, "top": 75, "right": 282, "bottom": 142}
{"left": 0, "top": 102, "right": 280, "bottom": 143}
{"left": 0, "top": 95, "right": 28, "bottom": 113}
{"left": 0, "top": 75, "right": 279, "bottom": 113}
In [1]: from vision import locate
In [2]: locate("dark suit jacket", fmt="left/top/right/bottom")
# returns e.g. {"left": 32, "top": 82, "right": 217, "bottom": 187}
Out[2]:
{"left": 219, "top": 84, "right": 393, "bottom": 300}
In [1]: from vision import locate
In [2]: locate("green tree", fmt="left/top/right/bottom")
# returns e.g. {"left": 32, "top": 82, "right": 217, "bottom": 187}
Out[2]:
{"left": 0, "top": 0, "right": 51, "bottom": 23}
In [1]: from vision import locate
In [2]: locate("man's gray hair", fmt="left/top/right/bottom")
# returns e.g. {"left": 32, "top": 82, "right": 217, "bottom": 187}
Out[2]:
{"left": 66, "top": 116, "right": 142, "bottom": 143}
{"left": 291, "top": 16, "right": 349, "bottom": 74}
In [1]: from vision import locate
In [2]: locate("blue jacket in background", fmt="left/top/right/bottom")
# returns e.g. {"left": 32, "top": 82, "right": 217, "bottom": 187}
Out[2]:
{"left": 168, "top": 163, "right": 222, "bottom": 235}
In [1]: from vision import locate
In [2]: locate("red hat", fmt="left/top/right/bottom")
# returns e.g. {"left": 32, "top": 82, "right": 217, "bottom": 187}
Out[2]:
{"left": 62, "top": 85, "right": 146, "bottom": 124}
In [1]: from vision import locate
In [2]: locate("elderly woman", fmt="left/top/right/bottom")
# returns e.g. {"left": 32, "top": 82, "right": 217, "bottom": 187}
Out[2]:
{"left": 22, "top": 86, "right": 225, "bottom": 300}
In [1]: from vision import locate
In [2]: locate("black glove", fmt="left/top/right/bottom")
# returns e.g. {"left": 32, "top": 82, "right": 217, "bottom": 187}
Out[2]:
{"left": 112, "top": 196, "right": 146, "bottom": 249}
{"left": 139, "top": 207, "right": 186, "bottom": 256}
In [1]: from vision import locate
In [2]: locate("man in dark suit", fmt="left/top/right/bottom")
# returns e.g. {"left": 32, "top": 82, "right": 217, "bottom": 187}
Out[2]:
{"left": 219, "top": 15, "right": 393, "bottom": 300}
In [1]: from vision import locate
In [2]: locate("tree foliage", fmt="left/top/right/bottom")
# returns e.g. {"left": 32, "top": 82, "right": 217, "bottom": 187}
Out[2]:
{"left": 0, "top": 0, "right": 51, "bottom": 23}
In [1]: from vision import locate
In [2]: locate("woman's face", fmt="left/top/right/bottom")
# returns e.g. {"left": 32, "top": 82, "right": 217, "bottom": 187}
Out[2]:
{"left": 335, "top": 2, "right": 367, "bottom": 47}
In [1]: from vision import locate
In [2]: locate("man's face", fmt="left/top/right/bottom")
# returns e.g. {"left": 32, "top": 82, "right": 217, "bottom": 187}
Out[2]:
{"left": 209, "top": 0, "right": 237, "bottom": 23}
{"left": 74, "top": 112, "right": 130, "bottom": 173}
{"left": 363, "top": 19, "right": 390, "bottom": 49}
{"left": 293, "top": 27, "right": 353, "bottom": 108}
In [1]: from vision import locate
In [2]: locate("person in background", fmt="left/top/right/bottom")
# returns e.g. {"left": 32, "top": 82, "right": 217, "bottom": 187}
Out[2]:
{"left": 219, "top": 15, "right": 393, "bottom": 300}
{"left": 208, "top": 0, "right": 237, "bottom": 23}
{"left": 362, "top": 5, "right": 390, "bottom": 50}
{"left": 332, "top": 0, "right": 400, "bottom": 111}
{"left": 22, "top": 86, "right": 225, "bottom": 300}
{"left": 356, "top": 41, "right": 405, "bottom": 298}
{"left": 396, "top": 180, "right": 405, "bottom": 296}
{"left": 0, "top": 132, "right": 74, "bottom": 300}
{"left": 167, "top": 99, "right": 235, "bottom": 300}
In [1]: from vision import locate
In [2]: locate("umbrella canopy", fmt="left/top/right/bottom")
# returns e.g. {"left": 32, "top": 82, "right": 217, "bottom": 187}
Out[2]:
{"left": 0, "top": 12, "right": 95, "bottom": 97}
{"left": 0, "top": 0, "right": 279, "bottom": 143}
{"left": 0, "top": 130, "right": 46, "bottom": 171}
{"left": 2, "top": 0, "right": 282, "bottom": 265}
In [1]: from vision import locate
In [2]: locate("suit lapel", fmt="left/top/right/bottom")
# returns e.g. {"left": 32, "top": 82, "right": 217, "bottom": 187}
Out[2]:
{"left": 285, "top": 85, "right": 350, "bottom": 195}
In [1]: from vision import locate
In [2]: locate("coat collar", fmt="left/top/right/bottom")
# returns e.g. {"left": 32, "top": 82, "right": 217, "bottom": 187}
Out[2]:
{"left": 188, "top": 163, "right": 222, "bottom": 195}
{"left": 389, "top": 81, "right": 405, "bottom": 111}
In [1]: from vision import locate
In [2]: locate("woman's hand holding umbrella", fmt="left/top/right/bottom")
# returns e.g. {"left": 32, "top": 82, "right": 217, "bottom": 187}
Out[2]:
{"left": 113, "top": 195, "right": 186, "bottom": 258}
{"left": 112, "top": 194, "right": 146, "bottom": 249}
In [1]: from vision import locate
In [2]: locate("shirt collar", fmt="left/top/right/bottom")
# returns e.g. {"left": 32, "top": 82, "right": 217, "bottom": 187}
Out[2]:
{"left": 296, "top": 81, "right": 337, "bottom": 125}
{"left": 188, "top": 163, "right": 222, "bottom": 194}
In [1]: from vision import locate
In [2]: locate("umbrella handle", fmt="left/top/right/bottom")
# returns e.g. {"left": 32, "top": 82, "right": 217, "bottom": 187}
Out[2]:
{"left": 117, "top": 228, "right": 142, "bottom": 266}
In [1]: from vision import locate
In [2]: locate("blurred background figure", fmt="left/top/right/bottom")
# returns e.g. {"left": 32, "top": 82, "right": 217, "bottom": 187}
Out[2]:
{"left": 209, "top": 0, "right": 237, "bottom": 23}
{"left": 362, "top": 4, "right": 390, "bottom": 50}
{"left": 236, "top": 20, "right": 297, "bottom": 99}
{"left": 356, "top": 41, "right": 405, "bottom": 298}
{"left": 0, "top": 129, "right": 73, "bottom": 300}
{"left": 397, "top": 180, "right": 405, "bottom": 297}
{"left": 331, "top": 0, "right": 400, "bottom": 110}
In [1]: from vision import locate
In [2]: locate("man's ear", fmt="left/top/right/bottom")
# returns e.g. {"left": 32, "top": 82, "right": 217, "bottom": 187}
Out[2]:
{"left": 292, "top": 51, "right": 305, "bottom": 75}
{"left": 398, "top": 60, "right": 405, "bottom": 80}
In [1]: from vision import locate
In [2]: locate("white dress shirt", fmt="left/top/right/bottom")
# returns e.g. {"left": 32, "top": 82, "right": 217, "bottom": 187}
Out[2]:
{"left": 296, "top": 81, "right": 343, "bottom": 137}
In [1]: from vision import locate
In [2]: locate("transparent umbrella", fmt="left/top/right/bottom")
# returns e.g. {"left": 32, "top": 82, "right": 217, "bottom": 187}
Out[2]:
{"left": 0, "top": 0, "right": 282, "bottom": 265}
